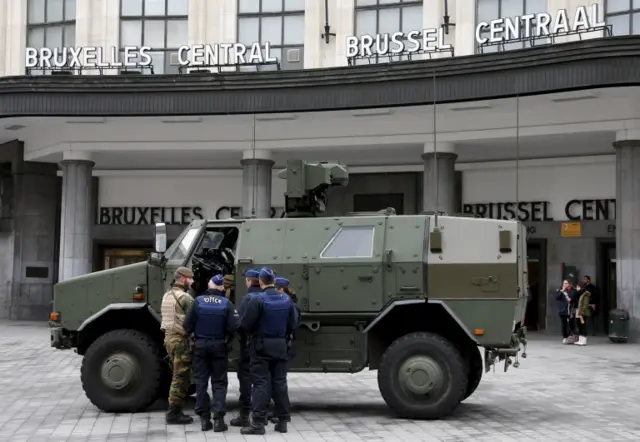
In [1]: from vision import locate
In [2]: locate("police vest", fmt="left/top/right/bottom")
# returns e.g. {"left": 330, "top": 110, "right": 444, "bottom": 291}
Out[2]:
{"left": 160, "top": 287, "right": 191, "bottom": 337}
{"left": 194, "top": 293, "right": 230, "bottom": 340}
{"left": 257, "top": 289, "right": 292, "bottom": 339}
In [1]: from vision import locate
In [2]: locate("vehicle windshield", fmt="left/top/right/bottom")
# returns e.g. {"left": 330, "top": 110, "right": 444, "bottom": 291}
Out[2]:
{"left": 165, "top": 227, "right": 199, "bottom": 262}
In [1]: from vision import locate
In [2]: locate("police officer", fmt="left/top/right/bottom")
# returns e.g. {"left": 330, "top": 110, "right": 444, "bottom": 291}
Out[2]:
{"left": 160, "top": 267, "right": 195, "bottom": 425}
{"left": 229, "top": 269, "right": 262, "bottom": 428}
{"left": 267, "top": 277, "right": 302, "bottom": 423}
{"left": 275, "top": 277, "right": 298, "bottom": 304}
{"left": 183, "top": 274, "right": 238, "bottom": 432}
{"left": 240, "top": 267, "right": 298, "bottom": 435}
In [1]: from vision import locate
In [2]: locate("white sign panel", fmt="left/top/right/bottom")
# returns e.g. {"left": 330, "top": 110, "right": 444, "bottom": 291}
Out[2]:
{"left": 475, "top": 3, "right": 605, "bottom": 45}
{"left": 25, "top": 43, "right": 277, "bottom": 69}
{"left": 346, "top": 28, "right": 451, "bottom": 58}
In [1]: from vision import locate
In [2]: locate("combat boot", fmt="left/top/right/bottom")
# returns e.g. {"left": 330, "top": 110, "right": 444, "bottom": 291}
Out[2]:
{"left": 274, "top": 420, "right": 288, "bottom": 433}
{"left": 200, "top": 416, "right": 213, "bottom": 432}
{"left": 213, "top": 416, "right": 228, "bottom": 432}
{"left": 267, "top": 409, "right": 278, "bottom": 423}
{"left": 230, "top": 410, "right": 251, "bottom": 427}
{"left": 166, "top": 404, "right": 194, "bottom": 425}
{"left": 240, "top": 423, "right": 266, "bottom": 435}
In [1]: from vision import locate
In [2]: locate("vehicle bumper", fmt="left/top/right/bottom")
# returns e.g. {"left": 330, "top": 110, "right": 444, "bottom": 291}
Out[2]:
{"left": 484, "top": 326, "right": 528, "bottom": 373}
{"left": 50, "top": 325, "right": 73, "bottom": 349}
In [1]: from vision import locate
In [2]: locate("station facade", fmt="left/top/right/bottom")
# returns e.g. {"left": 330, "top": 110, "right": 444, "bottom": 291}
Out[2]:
{"left": 0, "top": 0, "right": 639, "bottom": 339}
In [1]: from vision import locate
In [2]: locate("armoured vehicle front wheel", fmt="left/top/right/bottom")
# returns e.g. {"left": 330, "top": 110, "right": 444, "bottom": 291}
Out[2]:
{"left": 463, "top": 349, "right": 483, "bottom": 401}
{"left": 377, "top": 332, "right": 468, "bottom": 420}
{"left": 81, "top": 329, "right": 164, "bottom": 413}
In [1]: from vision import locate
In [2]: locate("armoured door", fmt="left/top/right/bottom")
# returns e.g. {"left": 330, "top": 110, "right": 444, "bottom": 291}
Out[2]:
{"left": 308, "top": 217, "right": 387, "bottom": 312}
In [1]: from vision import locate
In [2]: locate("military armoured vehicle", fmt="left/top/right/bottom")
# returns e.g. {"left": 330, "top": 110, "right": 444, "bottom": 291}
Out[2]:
{"left": 50, "top": 159, "right": 528, "bottom": 420}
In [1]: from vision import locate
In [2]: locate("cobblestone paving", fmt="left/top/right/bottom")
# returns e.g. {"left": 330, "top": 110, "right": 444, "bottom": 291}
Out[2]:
{"left": 1, "top": 321, "right": 639, "bottom": 442}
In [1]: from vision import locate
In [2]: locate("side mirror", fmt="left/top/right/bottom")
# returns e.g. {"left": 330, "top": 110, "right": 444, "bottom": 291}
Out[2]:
{"left": 154, "top": 222, "right": 167, "bottom": 253}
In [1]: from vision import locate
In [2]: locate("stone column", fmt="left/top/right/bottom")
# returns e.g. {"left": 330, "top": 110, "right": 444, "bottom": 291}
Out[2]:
{"left": 422, "top": 142, "right": 458, "bottom": 215}
{"left": 58, "top": 152, "right": 94, "bottom": 281}
{"left": 613, "top": 129, "right": 640, "bottom": 338}
{"left": 241, "top": 150, "right": 274, "bottom": 219}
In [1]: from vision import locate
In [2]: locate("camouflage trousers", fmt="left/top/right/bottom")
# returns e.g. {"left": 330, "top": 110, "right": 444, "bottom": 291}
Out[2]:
{"left": 165, "top": 335, "right": 192, "bottom": 406}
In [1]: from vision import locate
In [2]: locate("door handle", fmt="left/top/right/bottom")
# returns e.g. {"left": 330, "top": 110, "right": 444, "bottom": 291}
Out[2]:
{"left": 400, "top": 286, "right": 420, "bottom": 292}
{"left": 358, "top": 275, "right": 373, "bottom": 282}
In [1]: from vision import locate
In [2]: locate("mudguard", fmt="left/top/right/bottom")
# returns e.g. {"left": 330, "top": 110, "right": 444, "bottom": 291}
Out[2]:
{"left": 77, "top": 303, "right": 161, "bottom": 331}
{"left": 362, "top": 299, "right": 478, "bottom": 344}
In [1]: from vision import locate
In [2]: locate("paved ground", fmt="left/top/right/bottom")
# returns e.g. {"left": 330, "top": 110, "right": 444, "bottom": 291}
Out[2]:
{"left": 1, "top": 322, "right": 640, "bottom": 442}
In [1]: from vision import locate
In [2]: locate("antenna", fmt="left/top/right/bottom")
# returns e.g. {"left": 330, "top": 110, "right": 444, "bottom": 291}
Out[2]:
{"left": 251, "top": 114, "right": 257, "bottom": 217}
{"left": 516, "top": 93, "right": 520, "bottom": 218}
{"left": 432, "top": 69, "right": 439, "bottom": 227}
{"left": 516, "top": 90, "right": 522, "bottom": 300}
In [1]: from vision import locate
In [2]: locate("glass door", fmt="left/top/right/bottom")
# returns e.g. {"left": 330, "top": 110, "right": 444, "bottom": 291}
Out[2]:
{"left": 103, "top": 248, "right": 152, "bottom": 270}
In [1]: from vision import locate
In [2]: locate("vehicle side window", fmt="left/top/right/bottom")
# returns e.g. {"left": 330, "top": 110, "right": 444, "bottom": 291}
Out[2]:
{"left": 167, "top": 227, "right": 199, "bottom": 262}
{"left": 320, "top": 226, "right": 375, "bottom": 259}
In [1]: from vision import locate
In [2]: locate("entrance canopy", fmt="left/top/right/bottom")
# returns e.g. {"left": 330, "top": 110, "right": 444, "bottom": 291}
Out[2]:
{"left": 0, "top": 36, "right": 638, "bottom": 169}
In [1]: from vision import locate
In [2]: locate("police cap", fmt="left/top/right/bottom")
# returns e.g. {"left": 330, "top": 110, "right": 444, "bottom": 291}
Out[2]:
{"left": 244, "top": 268, "right": 259, "bottom": 279}
{"left": 259, "top": 267, "right": 275, "bottom": 282}
{"left": 175, "top": 266, "right": 194, "bottom": 278}
{"left": 211, "top": 274, "right": 224, "bottom": 286}
{"left": 275, "top": 277, "right": 290, "bottom": 288}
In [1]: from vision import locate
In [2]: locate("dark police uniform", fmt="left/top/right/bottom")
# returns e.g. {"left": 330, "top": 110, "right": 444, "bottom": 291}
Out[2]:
{"left": 265, "top": 277, "right": 302, "bottom": 423}
{"left": 240, "top": 267, "right": 299, "bottom": 435}
{"left": 184, "top": 274, "right": 238, "bottom": 432}
{"left": 230, "top": 268, "right": 262, "bottom": 428}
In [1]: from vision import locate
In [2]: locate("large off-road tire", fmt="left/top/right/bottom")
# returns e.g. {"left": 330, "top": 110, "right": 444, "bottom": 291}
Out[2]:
{"left": 378, "top": 332, "right": 468, "bottom": 420}
{"left": 81, "top": 329, "right": 163, "bottom": 413}
{"left": 463, "top": 348, "right": 483, "bottom": 401}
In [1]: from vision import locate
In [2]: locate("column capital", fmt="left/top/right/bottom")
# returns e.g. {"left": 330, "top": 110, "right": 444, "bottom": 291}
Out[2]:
{"left": 242, "top": 149, "right": 272, "bottom": 161}
{"left": 423, "top": 142, "right": 456, "bottom": 156}
{"left": 613, "top": 139, "right": 640, "bottom": 150}
{"left": 61, "top": 150, "right": 94, "bottom": 166}
{"left": 615, "top": 128, "right": 640, "bottom": 143}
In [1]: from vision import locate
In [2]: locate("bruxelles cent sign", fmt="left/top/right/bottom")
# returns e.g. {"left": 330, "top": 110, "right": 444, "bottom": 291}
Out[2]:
{"left": 97, "top": 206, "right": 284, "bottom": 225}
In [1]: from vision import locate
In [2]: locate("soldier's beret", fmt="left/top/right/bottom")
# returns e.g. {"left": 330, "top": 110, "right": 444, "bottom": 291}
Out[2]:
{"left": 175, "top": 266, "right": 193, "bottom": 278}
{"left": 223, "top": 274, "right": 235, "bottom": 289}
{"left": 275, "top": 277, "right": 290, "bottom": 288}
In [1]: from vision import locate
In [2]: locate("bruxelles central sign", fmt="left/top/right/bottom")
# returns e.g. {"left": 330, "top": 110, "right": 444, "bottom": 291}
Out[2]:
{"left": 25, "top": 43, "right": 277, "bottom": 69}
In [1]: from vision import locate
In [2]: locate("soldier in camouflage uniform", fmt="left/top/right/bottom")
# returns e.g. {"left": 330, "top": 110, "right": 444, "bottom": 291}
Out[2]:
{"left": 160, "top": 266, "right": 196, "bottom": 425}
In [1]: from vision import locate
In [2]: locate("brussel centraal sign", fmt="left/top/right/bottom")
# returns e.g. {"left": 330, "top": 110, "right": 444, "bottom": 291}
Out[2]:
{"left": 475, "top": 3, "right": 605, "bottom": 45}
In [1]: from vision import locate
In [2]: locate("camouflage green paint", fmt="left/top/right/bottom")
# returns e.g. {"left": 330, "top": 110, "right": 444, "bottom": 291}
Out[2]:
{"left": 427, "top": 264, "right": 519, "bottom": 299}
{"left": 54, "top": 210, "right": 527, "bottom": 372}
{"left": 54, "top": 261, "right": 148, "bottom": 330}
{"left": 165, "top": 335, "right": 192, "bottom": 405}
{"left": 443, "top": 299, "right": 520, "bottom": 347}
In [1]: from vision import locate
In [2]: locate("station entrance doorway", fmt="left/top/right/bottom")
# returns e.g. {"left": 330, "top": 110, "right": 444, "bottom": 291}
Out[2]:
{"left": 598, "top": 241, "right": 616, "bottom": 334}
{"left": 525, "top": 239, "right": 546, "bottom": 331}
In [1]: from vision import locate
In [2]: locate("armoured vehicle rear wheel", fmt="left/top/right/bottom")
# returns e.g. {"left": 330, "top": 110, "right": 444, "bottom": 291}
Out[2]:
{"left": 463, "top": 349, "right": 483, "bottom": 401}
{"left": 377, "top": 332, "right": 468, "bottom": 420}
{"left": 81, "top": 329, "right": 163, "bottom": 413}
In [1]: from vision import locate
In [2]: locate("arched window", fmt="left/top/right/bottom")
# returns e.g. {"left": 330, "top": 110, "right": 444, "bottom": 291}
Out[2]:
{"left": 605, "top": 0, "right": 640, "bottom": 35}
{"left": 475, "top": 0, "right": 547, "bottom": 53}
{"left": 27, "top": 0, "right": 77, "bottom": 56}
{"left": 237, "top": 0, "right": 306, "bottom": 71}
{"left": 119, "top": 0, "right": 189, "bottom": 74}
{"left": 354, "top": 0, "right": 423, "bottom": 64}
